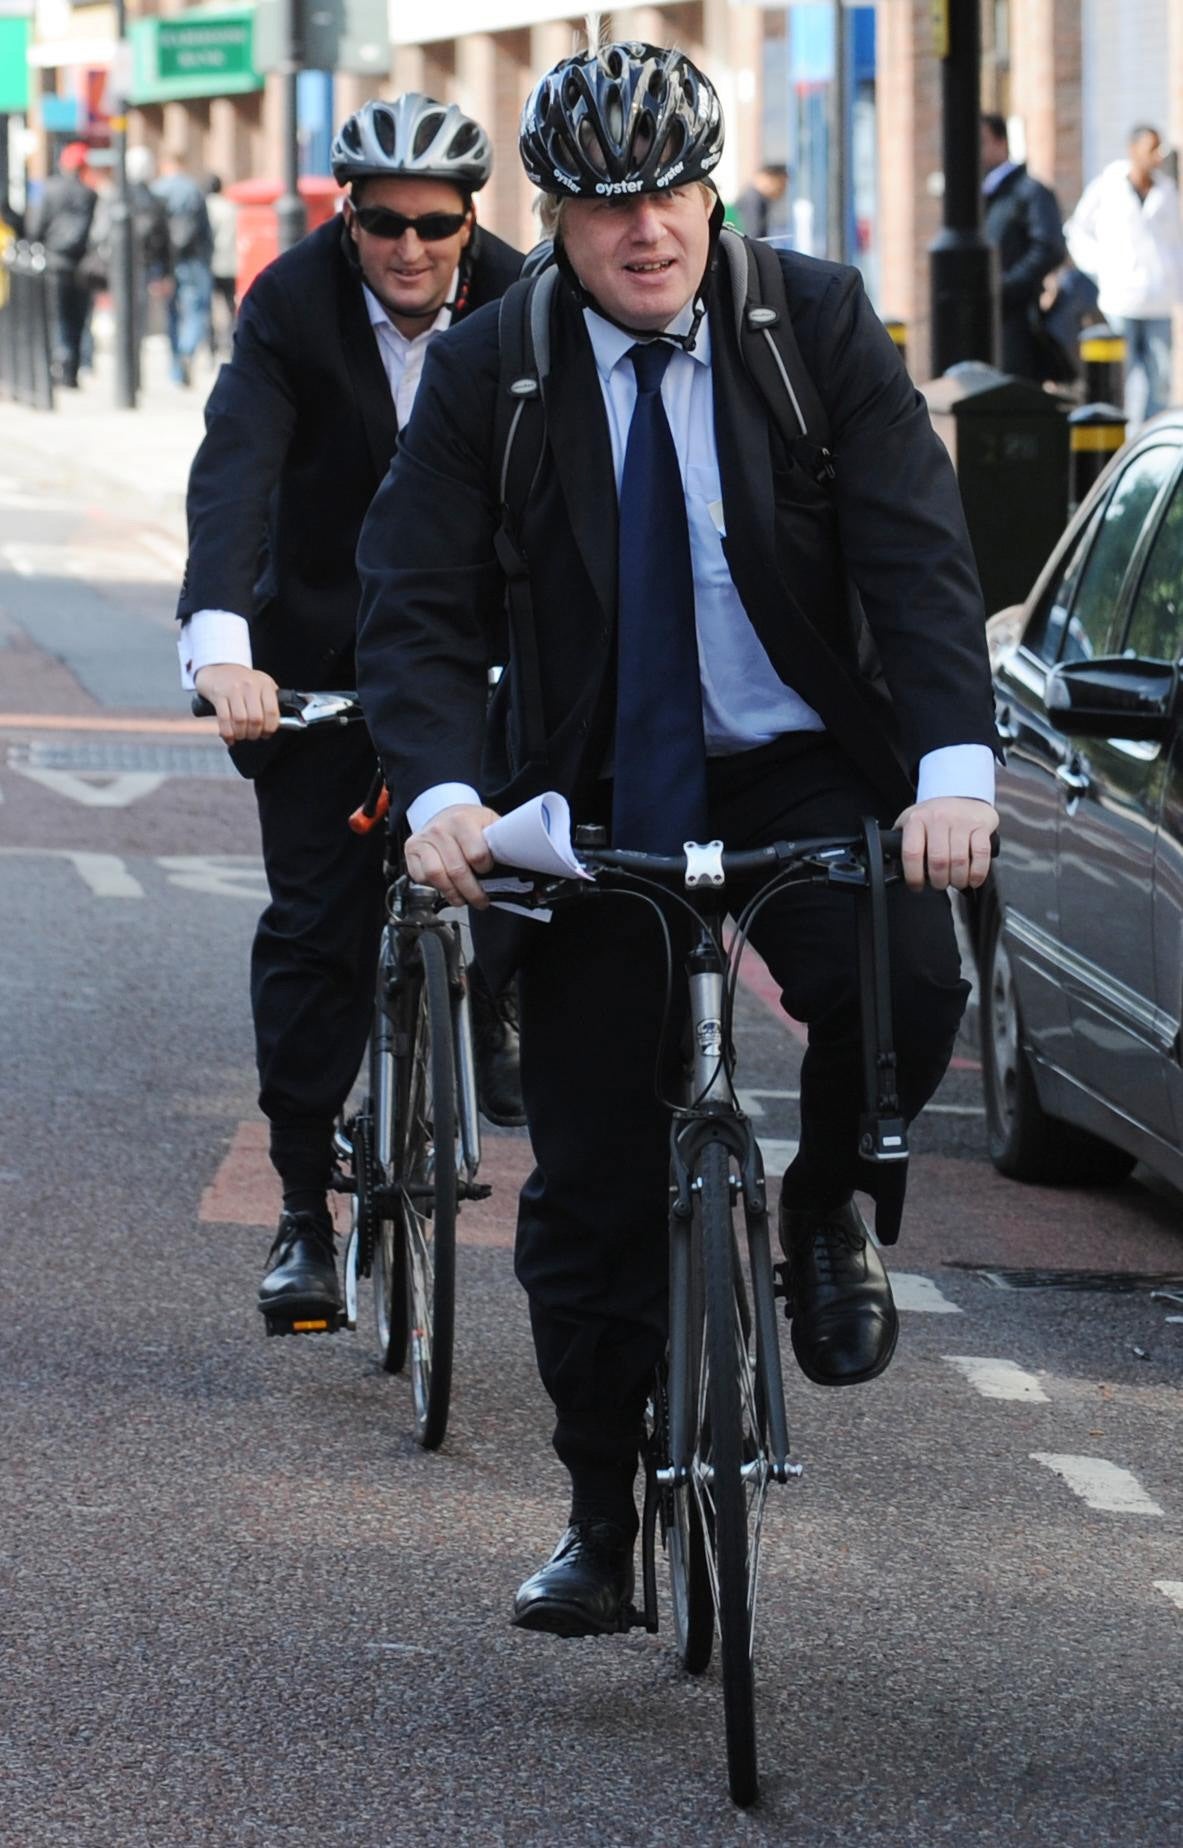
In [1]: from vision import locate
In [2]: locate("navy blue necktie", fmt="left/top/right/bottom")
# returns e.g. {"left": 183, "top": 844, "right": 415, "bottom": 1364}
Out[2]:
{"left": 611, "top": 341, "right": 709, "bottom": 854}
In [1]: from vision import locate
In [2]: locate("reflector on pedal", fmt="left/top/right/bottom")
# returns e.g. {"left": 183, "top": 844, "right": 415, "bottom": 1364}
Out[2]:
{"left": 292, "top": 1319, "right": 330, "bottom": 1332}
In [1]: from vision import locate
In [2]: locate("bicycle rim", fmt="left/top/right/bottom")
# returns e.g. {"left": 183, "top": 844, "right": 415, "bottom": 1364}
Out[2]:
{"left": 694, "top": 1138, "right": 762, "bottom": 1809}
{"left": 401, "top": 929, "right": 457, "bottom": 1450}
{"left": 371, "top": 946, "right": 408, "bottom": 1374}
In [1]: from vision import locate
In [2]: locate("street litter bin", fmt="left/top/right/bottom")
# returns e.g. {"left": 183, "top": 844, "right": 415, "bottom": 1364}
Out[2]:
{"left": 225, "top": 176, "right": 341, "bottom": 302}
{"left": 923, "top": 362, "right": 1071, "bottom": 614}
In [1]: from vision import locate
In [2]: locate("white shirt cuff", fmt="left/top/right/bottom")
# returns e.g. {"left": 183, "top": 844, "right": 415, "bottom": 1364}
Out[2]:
{"left": 177, "top": 610, "right": 253, "bottom": 689}
{"left": 406, "top": 783, "right": 482, "bottom": 833}
{"left": 915, "top": 744, "right": 996, "bottom": 807}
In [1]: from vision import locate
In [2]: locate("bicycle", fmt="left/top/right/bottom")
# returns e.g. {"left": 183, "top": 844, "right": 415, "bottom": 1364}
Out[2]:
{"left": 192, "top": 688, "right": 489, "bottom": 1451}
{"left": 493, "top": 817, "right": 911, "bottom": 1809}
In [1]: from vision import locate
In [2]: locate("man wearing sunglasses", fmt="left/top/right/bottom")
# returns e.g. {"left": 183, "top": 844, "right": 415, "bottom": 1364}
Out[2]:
{"left": 175, "top": 96, "right": 524, "bottom": 1334}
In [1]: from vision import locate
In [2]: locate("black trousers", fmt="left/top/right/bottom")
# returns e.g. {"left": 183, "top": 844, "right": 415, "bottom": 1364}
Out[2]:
{"left": 47, "top": 271, "right": 91, "bottom": 386}
{"left": 515, "top": 737, "right": 969, "bottom": 1490}
{"left": 251, "top": 725, "right": 387, "bottom": 1193}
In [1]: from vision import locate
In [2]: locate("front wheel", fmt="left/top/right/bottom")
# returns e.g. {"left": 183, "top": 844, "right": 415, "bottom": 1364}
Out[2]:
{"left": 399, "top": 928, "right": 458, "bottom": 1451}
{"left": 694, "top": 1138, "right": 761, "bottom": 1809}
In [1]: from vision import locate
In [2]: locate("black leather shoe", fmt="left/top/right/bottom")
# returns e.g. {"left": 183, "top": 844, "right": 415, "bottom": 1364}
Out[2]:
{"left": 780, "top": 1198, "right": 898, "bottom": 1386}
{"left": 470, "top": 968, "right": 526, "bottom": 1128}
{"left": 512, "top": 1521, "right": 636, "bottom": 1637}
{"left": 257, "top": 1210, "right": 341, "bottom": 1332}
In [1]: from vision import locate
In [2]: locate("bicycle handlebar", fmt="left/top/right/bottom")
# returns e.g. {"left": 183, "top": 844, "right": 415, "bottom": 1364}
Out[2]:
{"left": 190, "top": 690, "right": 364, "bottom": 730}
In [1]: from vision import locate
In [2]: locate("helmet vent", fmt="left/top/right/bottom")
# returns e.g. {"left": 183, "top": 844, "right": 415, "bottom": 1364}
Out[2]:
{"left": 373, "top": 107, "right": 397, "bottom": 157}
{"left": 413, "top": 110, "right": 445, "bottom": 158}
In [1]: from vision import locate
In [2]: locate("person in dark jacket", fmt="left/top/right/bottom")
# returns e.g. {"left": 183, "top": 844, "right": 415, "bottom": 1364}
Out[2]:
{"left": 981, "top": 113, "right": 1067, "bottom": 380}
{"left": 732, "top": 161, "right": 789, "bottom": 239}
{"left": 176, "top": 96, "right": 525, "bottom": 1332}
{"left": 26, "top": 142, "right": 98, "bottom": 387}
{"left": 356, "top": 44, "right": 1000, "bottom": 1635}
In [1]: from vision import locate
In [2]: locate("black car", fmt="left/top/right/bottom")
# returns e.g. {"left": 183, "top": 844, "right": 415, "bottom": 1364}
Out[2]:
{"left": 971, "top": 410, "right": 1183, "bottom": 1191}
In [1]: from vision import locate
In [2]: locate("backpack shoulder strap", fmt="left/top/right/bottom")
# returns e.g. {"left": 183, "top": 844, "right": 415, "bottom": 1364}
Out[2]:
{"left": 491, "top": 264, "right": 560, "bottom": 768}
{"left": 716, "top": 226, "right": 835, "bottom": 485}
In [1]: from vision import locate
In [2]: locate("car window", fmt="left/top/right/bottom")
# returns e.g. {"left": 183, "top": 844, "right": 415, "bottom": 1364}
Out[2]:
{"left": 1022, "top": 505, "right": 1100, "bottom": 663}
{"left": 1122, "top": 470, "right": 1183, "bottom": 663}
{"left": 1058, "top": 445, "right": 1179, "bottom": 664}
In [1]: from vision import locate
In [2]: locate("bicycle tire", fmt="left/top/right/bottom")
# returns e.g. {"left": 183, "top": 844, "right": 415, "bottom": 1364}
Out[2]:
{"left": 371, "top": 942, "right": 409, "bottom": 1375}
{"left": 400, "top": 928, "right": 457, "bottom": 1451}
{"left": 659, "top": 1294, "right": 713, "bottom": 1673}
{"left": 695, "top": 1137, "right": 759, "bottom": 1809}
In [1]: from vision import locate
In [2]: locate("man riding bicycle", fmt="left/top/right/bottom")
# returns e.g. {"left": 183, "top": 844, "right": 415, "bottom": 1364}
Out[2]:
{"left": 176, "top": 95, "right": 525, "bottom": 1332}
{"left": 356, "top": 45, "right": 1000, "bottom": 1637}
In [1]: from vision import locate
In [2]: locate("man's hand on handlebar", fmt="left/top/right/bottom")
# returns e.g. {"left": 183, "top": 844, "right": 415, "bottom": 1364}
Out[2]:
{"left": 404, "top": 804, "right": 502, "bottom": 910}
{"left": 194, "top": 664, "right": 281, "bottom": 745}
{"left": 892, "top": 796, "right": 999, "bottom": 894}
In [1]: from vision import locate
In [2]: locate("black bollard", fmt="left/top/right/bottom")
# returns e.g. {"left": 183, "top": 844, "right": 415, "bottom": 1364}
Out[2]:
{"left": 1079, "top": 325, "right": 1126, "bottom": 410}
{"left": 1068, "top": 403, "right": 1126, "bottom": 514}
{"left": 883, "top": 317, "right": 908, "bottom": 372}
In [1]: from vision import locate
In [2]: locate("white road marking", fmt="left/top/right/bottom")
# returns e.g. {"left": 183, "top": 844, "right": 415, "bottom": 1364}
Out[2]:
{"left": 10, "top": 765, "right": 167, "bottom": 807}
{"left": 757, "top": 1137, "right": 799, "bottom": 1173}
{"left": 1031, "top": 1454, "right": 1164, "bottom": 1516}
{"left": 1154, "top": 1581, "right": 1183, "bottom": 1611}
{"left": 739, "top": 1087, "right": 982, "bottom": 1118}
{"left": 944, "top": 1355, "right": 1049, "bottom": 1400}
{"left": 158, "top": 855, "right": 268, "bottom": 901}
{"left": 891, "top": 1273, "right": 964, "bottom": 1315}
{"left": 0, "top": 541, "right": 178, "bottom": 582}
{"left": 0, "top": 846, "right": 144, "bottom": 897}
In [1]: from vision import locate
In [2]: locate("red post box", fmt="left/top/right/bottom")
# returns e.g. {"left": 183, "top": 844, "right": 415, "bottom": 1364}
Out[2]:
{"left": 225, "top": 176, "right": 343, "bottom": 302}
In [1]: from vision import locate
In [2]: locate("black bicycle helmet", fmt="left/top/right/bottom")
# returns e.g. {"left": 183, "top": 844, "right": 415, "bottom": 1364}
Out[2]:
{"left": 520, "top": 43, "right": 723, "bottom": 199}
{"left": 331, "top": 94, "right": 492, "bottom": 192}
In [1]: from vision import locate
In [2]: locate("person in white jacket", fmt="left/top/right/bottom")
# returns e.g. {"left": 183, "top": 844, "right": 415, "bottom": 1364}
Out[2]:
{"left": 1066, "top": 124, "right": 1183, "bottom": 426}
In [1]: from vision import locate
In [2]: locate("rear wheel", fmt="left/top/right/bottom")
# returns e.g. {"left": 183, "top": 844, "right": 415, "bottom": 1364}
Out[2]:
{"left": 400, "top": 929, "right": 458, "bottom": 1451}
{"left": 693, "top": 1138, "right": 762, "bottom": 1809}
{"left": 981, "top": 900, "right": 1135, "bottom": 1185}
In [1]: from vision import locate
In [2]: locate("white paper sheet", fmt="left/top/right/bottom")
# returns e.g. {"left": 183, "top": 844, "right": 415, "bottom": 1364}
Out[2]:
{"left": 481, "top": 792, "right": 594, "bottom": 886}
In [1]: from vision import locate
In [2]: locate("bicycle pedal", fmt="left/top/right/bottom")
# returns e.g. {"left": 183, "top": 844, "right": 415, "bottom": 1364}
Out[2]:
{"left": 261, "top": 1309, "right": 346, "bottom": 1338}
{"left": 459, "top": 1181, "right": 493, "bottom": 1202}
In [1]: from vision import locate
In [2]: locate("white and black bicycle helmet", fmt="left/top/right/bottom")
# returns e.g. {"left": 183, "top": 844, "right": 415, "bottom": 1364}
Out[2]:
{"left": 331, "top": 95, "right": 493, "bottom": 193}
{"left": 519, "top": 43, "right": 723, "bottom": 199}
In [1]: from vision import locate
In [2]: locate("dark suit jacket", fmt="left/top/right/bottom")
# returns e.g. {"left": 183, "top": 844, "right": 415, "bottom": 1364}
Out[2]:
{"left": 983, "top": 164, "right": 1066, "bottom": 379}
{"left": 358, "top": 245, "right": 997, "bottom": 828}
{"left": 177, "top": 215, "right": 523, "bottom": 695}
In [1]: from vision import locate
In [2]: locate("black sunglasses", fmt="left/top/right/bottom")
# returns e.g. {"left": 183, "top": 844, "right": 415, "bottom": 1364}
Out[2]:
{"left": 351, "top": 205, "right": 468, "bottom": 242}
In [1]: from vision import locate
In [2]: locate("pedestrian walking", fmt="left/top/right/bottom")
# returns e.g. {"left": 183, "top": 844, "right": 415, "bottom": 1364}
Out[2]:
{"left": 980, "top": 113, "right": 1067, "bottom": 382}
{"left": 84, "top": 146, "right": 172, "bottom": 347}
{"left": 25, "top": 142, "right": 98, "bottom": 388}
{"left": 356, "top": 41, "right": 999, "bottom": 1633}
{"left": 731, "top": 162, "right": 789, "bottom": 240}
{"left": 1066, "top": 124, "right": 1183, "bottom": 426}
{"left": 176, "top": 95, "right": 526, "bottom": 1334}
{"left": 153, "top": 151, "right": 212, "bottom": 385}
{"left": 204, "top": 175, "right": 238, "bottom": 356}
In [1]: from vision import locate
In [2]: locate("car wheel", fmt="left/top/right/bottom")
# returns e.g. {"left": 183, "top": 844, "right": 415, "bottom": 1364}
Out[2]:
{"left": 980, "top": 899, "right": 1136, "bottom": 1185}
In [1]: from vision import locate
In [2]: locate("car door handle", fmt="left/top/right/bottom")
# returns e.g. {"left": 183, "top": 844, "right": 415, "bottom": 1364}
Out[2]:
{"left": 1055, "top": 759, "right": 1091, "bottom": 795}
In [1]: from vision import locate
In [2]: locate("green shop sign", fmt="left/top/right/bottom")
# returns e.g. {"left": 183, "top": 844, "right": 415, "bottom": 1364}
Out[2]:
{"left": 131, "top": 9, "right": 262, "bottom": 103}
{"left": 0, "top": 14, "right": 30, "bottom": 116}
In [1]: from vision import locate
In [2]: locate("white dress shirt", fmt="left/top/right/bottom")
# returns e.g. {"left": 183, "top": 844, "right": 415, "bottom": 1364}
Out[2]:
{"left": 177, "top": 275, "right": 457, "bottom": 687}
{"left": 408, "top": 301, "right": 994, "bottom": 831}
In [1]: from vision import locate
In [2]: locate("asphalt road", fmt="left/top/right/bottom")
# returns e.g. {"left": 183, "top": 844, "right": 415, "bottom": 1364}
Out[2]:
{"left": 2, "top": 409, "right": 1181, "bottom": 1847}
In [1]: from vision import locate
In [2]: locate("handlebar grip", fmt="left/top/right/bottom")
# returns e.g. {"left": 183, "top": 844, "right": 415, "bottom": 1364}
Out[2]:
{"left": 191, "top": 694, "right": 215, "bottom": 718}
{"left": 190, "top": 687, "right": 300, "bottom": 719}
